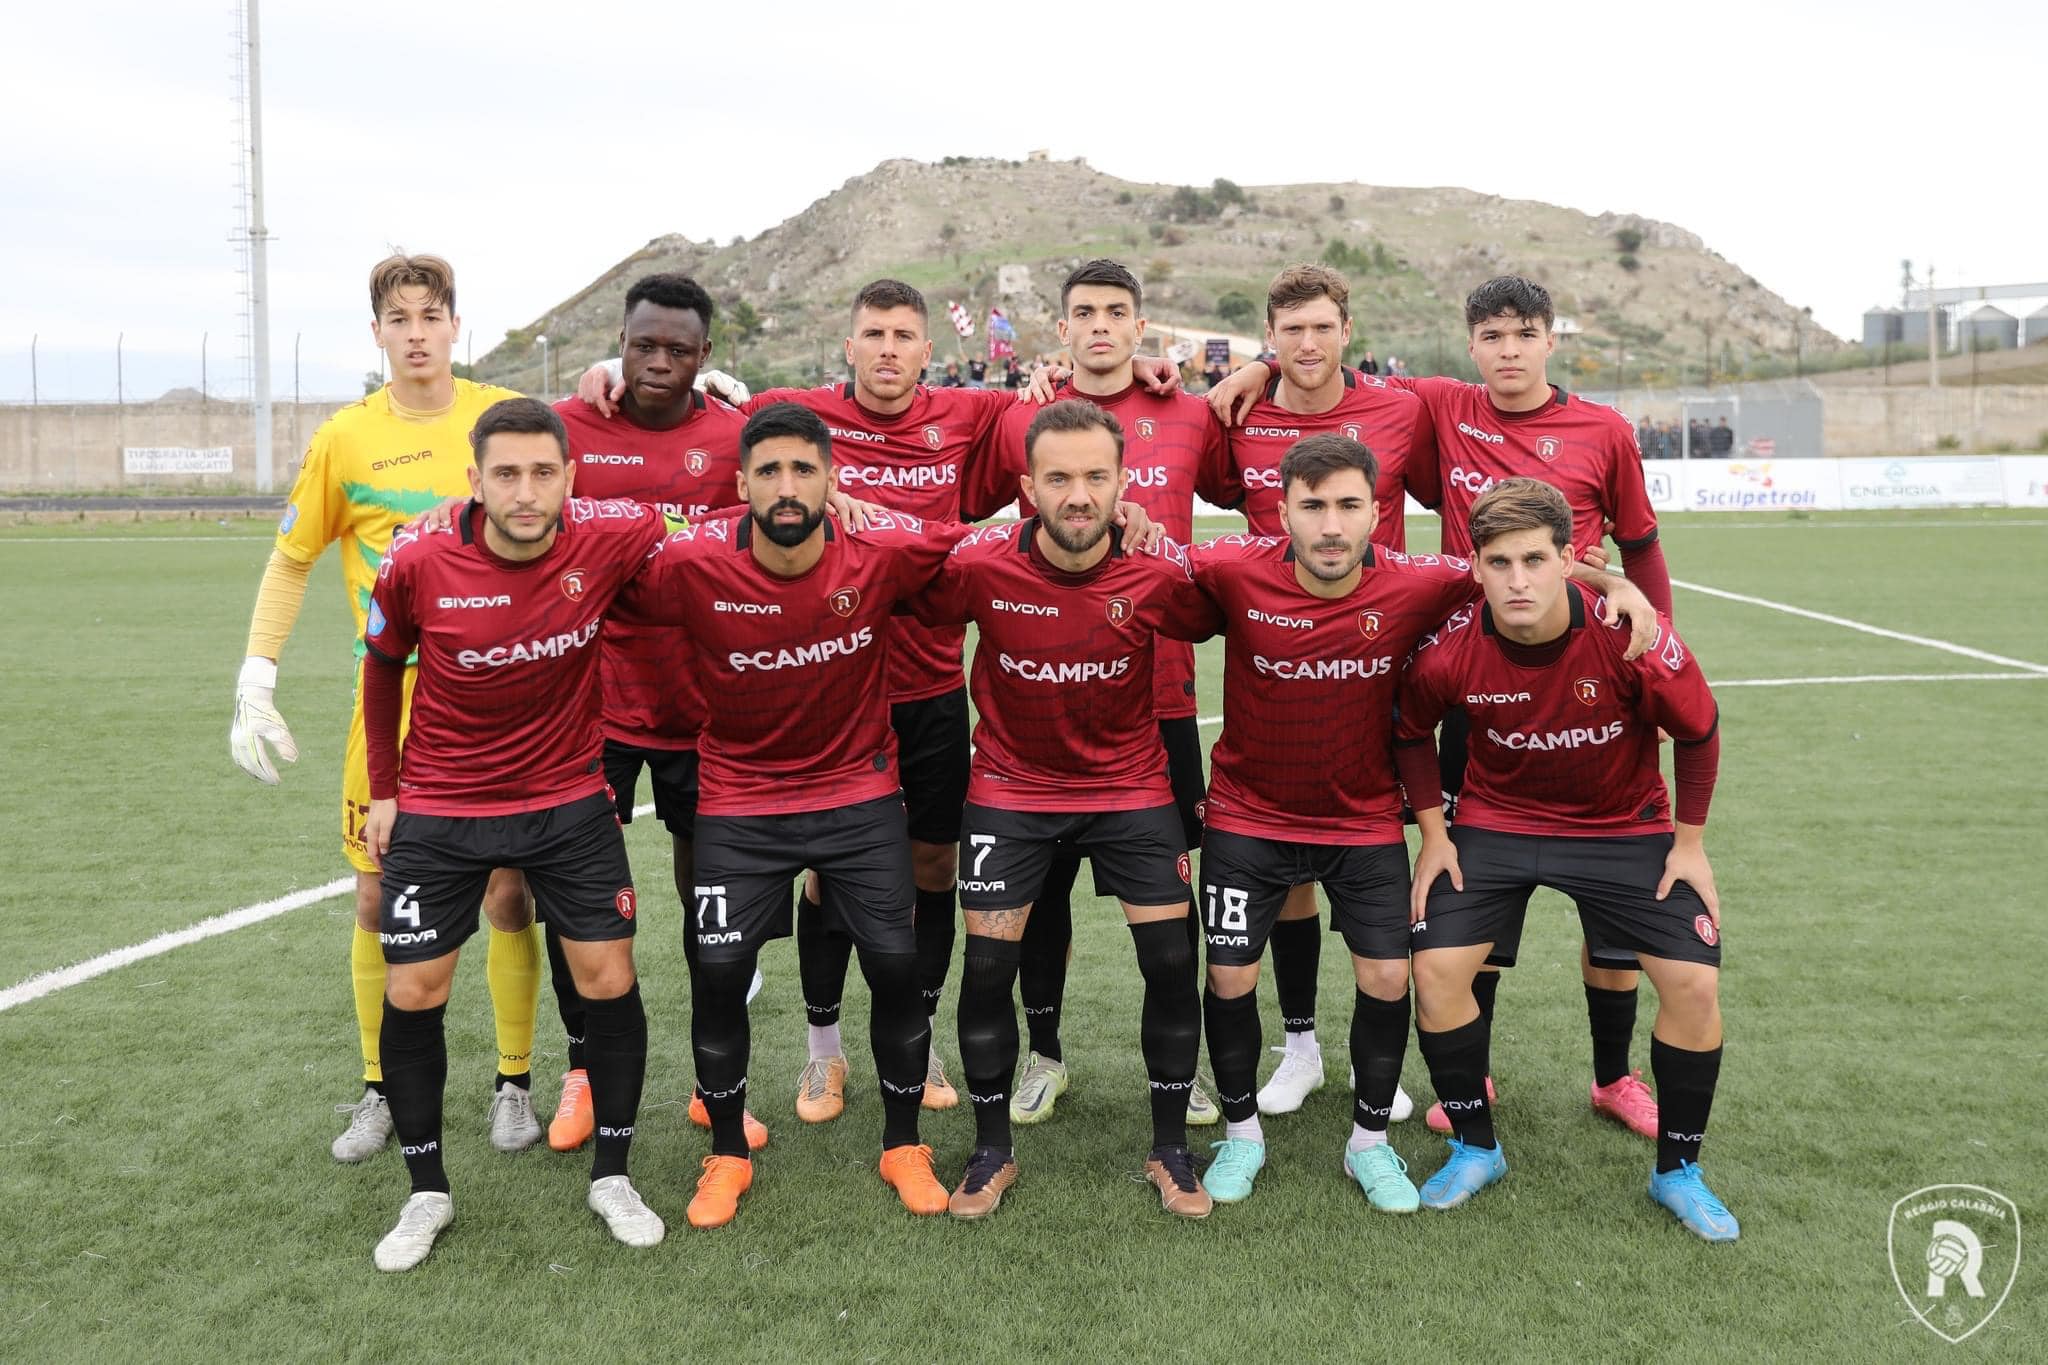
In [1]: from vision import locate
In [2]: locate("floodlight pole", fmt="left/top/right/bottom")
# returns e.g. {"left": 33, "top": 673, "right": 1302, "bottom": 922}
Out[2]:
{"left": 1927, "top": 263, "right": 1939, "bottom": 389}
{"left": 245, "top": 0, "right": 275, "bottom": 490}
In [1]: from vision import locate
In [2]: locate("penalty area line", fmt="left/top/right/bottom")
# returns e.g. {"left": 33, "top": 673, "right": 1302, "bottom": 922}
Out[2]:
{"left": 1672, "top": 578, "right": 2048, "bottom": 675}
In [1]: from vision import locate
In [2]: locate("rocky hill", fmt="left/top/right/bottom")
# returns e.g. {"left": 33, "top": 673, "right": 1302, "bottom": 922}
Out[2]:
{"left": 477, "top": 156, "right": 1840, "bottom": 394}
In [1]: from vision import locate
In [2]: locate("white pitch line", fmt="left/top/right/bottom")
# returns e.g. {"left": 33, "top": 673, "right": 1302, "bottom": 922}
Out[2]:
{"left": 1666, "top": 518, "right": 2048, "bottom": 531}
{"left": 0, "top": 535, "right": 270, "bottom": 544}
{"left": 0, "top": 801, "right": 659, "bottom": 1014}
{"left": 1672, "top": 578, "right": 2048, "bottom": 674}
{"left": 1712, "top": 671, "right": 2047, "bottom": 687}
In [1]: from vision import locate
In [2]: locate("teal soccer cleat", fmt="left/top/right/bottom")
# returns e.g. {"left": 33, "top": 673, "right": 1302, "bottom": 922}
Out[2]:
{"left": 1344, "top": 1143, "right": 1421, "bottom": 1213}
{"left": 1204, "top": 1139, "right": 1267, "bottom": 1203}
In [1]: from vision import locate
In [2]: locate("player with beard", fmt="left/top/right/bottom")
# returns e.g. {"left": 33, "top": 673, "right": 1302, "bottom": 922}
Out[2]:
{"left": 1392, "top": 478, "right": 1733, "bottom": 1241}
{"left": 611, "top": 402, "right": 972, "bottom": 1228}
{"left": 916, "top": 401, "right": 1217, "bottom": 1220}
{"left": 1210, "top": 275, "right": 1673, "bottom": 1141}
{"left": 358, "top": 398, "right": 669, "bottom": 1270}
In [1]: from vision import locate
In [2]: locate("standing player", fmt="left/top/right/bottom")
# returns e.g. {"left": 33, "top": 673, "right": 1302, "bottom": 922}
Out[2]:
{"left": 614, "top": 402, "right": 968, "bottom": 1228}
{"left": 359, "top": 398, "right": 668, "bottom": 1270}
{"left": 918, "top": 401, "right": 1216, "bottom": 1220}
{"left": 1210, "top": 275, "right": 1672, "bottom": 1138}
{"left": 1391, "top": 478, "right": 1733, "bottom": 1241}
{"left": 229, "top": 254, "right": 545, "bottom": 1163}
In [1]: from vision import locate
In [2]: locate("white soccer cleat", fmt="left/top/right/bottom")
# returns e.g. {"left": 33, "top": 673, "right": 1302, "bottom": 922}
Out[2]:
{"left": 1257, "top": 1046, "right": 1326, "bottom": 1115}
{"left": 488, "top": 1081, "right": 542, "bottom": 1153}
{"left": 374, "top": 1191, "right": 454, "bottom": 1272}
{"left": 588, "top": 1174, "right": 666, "bottom": 1248}
{"left": 331, "top": 1086, "right": 395, "bottom": 1163}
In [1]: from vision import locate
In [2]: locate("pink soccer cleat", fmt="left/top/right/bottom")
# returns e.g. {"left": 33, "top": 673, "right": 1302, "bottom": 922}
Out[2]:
{"left": 1590, "top": 1069, "right": 1659, "bottom": 1139}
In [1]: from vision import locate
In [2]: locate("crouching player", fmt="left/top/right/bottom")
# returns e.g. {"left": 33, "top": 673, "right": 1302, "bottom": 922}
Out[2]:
{"left": 1393, "top": 477, "right": 1734, "bottom": 1241}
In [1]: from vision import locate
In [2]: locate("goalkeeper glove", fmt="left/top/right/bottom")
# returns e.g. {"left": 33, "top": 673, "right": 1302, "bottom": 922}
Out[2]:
{"left": 229, "top": 656, "right": 299, "bottom": 784}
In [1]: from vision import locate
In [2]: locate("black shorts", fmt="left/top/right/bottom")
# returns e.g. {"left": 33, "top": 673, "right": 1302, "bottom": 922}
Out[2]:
{"left": 958, "top": 802, "right": 1191, "bottom": 911}
{"left": 602, "top": 739, "right": 699, "bottom": 833}
{"left": 692, "top": 794, "right": 915, "bottom": 962}
{"left": 1199, "top": 828, "right": 1410, "bottom": 965}
{"left": 892, "top": 687, "right": 970, "bottom": 844}
{"left": 1410, "top": 826, "right": 1721, "bottom": 969}
{"left": 1159, "top": 714, "right": 1207, "bottom": 850}
{"left": 377, "top": 791, "right": 636, "bottom": 964}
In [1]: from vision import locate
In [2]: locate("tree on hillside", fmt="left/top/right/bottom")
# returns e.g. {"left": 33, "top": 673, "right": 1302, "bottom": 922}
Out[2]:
{"left": 1212, "top": 178, "right": 1245, "bottom": 207}
{"left": 1217, "top": 292, "right": 1257, "bottom": 327}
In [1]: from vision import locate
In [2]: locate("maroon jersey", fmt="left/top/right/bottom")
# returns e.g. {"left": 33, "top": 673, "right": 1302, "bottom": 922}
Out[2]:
{"left": 911, "top": 520, "right": 1214, "bottom": 813}
{"left": 1197, "top": 367, "right": 1435, "bottom": 550}
{"left": 1394, "top": 579, "right": 1718, "bottom": 837}
{"left": 1387, "top": 377, "right": 1654, "bottom": 559}
{"left": 1189, "top": 534, "right": 1477, "bottom": 844}
{"left": 555, "top": 394, "right": 745, "bottom": 751}
{"left": 962, "top": 380, "right": 1222, "bottom": 719}
{"left": 365, "top": 497, "right": 666, "bottom": 816}
{"left": 616, "top": 508, "right": 965, "bottom": 817}
{"left": 746, "top": 383, "right": 1012, "bottom": 703}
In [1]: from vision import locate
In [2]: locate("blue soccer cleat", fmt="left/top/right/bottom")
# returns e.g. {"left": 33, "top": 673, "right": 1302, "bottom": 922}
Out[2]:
{"left": 1648, "top": 1161, "right": 1739, "bottom": 1242}
{"left": 1204, "top": 1139, "right": 1267, "bottom": 1203}
{"left": 1418, "top": 1138, "right": 1507, "bottom": 1210}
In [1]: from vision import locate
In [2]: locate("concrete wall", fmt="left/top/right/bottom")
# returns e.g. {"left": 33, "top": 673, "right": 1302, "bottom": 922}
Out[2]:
{"left": 0, "top": 400, "right": 347, "bottom": 491}
{"left": 1820, "top": 385, "right": 2048, "bottom": 455}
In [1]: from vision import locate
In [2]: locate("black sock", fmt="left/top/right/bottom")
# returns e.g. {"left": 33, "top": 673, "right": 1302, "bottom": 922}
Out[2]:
{"left": 1350, "top": 989, "right": 1410, "bottom": 1134}
{"left": 1586, "top": 984, "right": 1638, "bottom": 1087}
{"left": 1471, "top": 968, "right": 1500, "bottom": 1030}
{"left": 689, "top": 952, "right": 756, "bottom": 1157}
{"left": 1202, "top": 987, "right": 1261, "bottom": 1124}
{"left": 380, "top": 999, "right": 449, "bottom": 1194}
{"left": 1651, "top": 1037, "right": 1722, "bottom": 1173}
{"left": 1131, "top": 918, "right": 1200, "bottom": 1151}
{"left": 1417, "top": 1015, "right": 1494, "bottom": 1149}
{"left": 581, "top": 983, "right": 648, "bottom": 1181}
{"left": 1019, "top": 865, "right": 1075, "bottom": 1061}
{"left": 366, "top": 1079, "right": 386, "bottom": 1097}
{"left": 957, "top": 934, "right": 1022, "bottom": 1153}
{"left": 1268, "top": 914, "right": 1321, "bottom": 1038}
{"left": 913, "top": 887, "right": 956, "bottom": 1021}
{"left": 856, "top": 946, "right": 928, "bottom": 1149}
{"left": 796, "top": 888, "right": 853, "bottom": 1031}
{"left": 544, "top": 924, "right": 587, "bottom": 1072}
{"left": 493, "top": 1070, "right": 531, "bottom": 1092}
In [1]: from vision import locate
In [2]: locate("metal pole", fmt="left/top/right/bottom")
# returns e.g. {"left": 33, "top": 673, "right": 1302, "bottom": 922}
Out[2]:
{"left": 117, "top": 332, "right": 123, "bottom": 403}
{"left": 1928, "top": 264, "right": 1939, "bottom": 389}
{"left": 246, "top": 0, "right": 274, "bottom": 491}
{"left": 29, "top": 334, "right": 35, "bottom": 405}
{"left": 202, "top": 331, "right": 209, "bottom": 403}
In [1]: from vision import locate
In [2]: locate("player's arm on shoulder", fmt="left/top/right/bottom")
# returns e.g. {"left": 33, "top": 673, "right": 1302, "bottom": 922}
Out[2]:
{"left": 1570, "top": 565, "right": 1657, "bottom": 659}
{"left": 610, "top": 526, "right": 701, "bottom": 626}
{"left": 901, "top": 530, "right": 976, "bottom": 626}
{"left": 1205, "top": 361, "right": 1269, "bottom": 427}
{"left": 1132, "top": 353, "right": 1182, "bottom": 395}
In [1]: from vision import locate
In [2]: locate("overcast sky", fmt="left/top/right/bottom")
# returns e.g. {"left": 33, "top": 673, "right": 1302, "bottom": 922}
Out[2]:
{"left": 1, "top": 0, "right": 2038, "bottom": 402}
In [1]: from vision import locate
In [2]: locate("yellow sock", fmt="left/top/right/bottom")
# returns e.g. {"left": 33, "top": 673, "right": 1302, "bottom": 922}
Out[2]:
{"left": 350, "top": 925, "right": 385, "bottom": 1085}
{"left": 487, "top": 922, "right": 542, "bottom": 1080}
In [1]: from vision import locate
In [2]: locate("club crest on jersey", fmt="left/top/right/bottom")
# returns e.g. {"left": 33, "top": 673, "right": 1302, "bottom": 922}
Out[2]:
{"left": 1176, "top": 852, "right": 1192, "bottom": 884}
{"left": 686, "top": 448, "right": 709, "bottom": 477}
{"left": 1136, "top": 418, "right": 1156, "bottom": 441}
{"left": 1342, "top": 423, "right": 1361, "bottom": 442}
{"left": 1358, "top": 610, "right": 1383, "bottom": 640}
{"left": 1694, "top": 914, "right": 1718, "bottom": 947}
{"left": 1106, "top": 596, "right": 1134, "bottom": 627}
{"left": 1536, "top": 436, "right": 1562, "bottom": 463}
{"left": 1575, "top": 677, "right": 1600, "bottom": 705}
{"left": 922, "top": 424, "right": 943, "bottom": 450}
{"left": 1194, "top": 799, "right": 1208, "bottom": 824}
{"left": 560, "top": 569, "right": 588, "bottom": 602}
{"left": 829, "top": 586, "right": 862, "bottom": 617}
{"left": 616, "top": 888, "right": 637, "bottom": 920}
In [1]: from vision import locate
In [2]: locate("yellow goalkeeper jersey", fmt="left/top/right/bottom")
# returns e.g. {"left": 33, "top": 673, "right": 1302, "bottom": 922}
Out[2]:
{"left": 274, "top": 379, "right": 520, "bottom": 656}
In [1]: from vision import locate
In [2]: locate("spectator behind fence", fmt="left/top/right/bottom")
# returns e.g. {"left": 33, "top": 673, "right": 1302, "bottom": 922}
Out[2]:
{"left": 1359, "top": 349, "right": 1379, "bottom": 375}
{"left": 1709, "top": 416, "right": 1734, "bottom": 456}
{"left": 967, "top": 357, "right": 988, "bottom": 388}
{"left": 941, "top": 360, "right": 964, "bottom": 388}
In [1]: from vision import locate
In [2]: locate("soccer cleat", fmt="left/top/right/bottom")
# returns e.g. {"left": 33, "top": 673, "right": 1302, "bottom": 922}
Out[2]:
{"left": 921, "top": 1046, "right": 959, "bottom": 1111}
{"left": 548, "top": 1070, "right": 594, "bottom": 1152}
{"left": 1418, "top": 1138, "right": 1508, "bottom": 1210}
{"left": 796, "top": 1055, "right": 848, "bottom": 1123}
{"left": 1649, "top": 1161, "right": 1739, "bottom": 1242}
{"left": 1256, "top": 1046, "right": 1326, "bottom": 1114}
{"left": 1145, "top": 1145, "right": 1214, "bottom": 1218}
{"left": 1010, "top": 1051, "right": 1070, "bottom": 1125}
{"left": 587, "top": 1175, "right": 665, "bottom": 1248}
{"left": 1186, "top": 1075, "right": 1220, "bottom": 1127}
{"left": 878, "top": 1143, "right": 950, "bottom": 1216}
{"left": 1591, "top": 1070, "right": 1660, "bottom": 1140}
{"left": 686, "top": 1155, "right": 754, "bottom": 1229}
{"left": 949, "top": 1147, "right": 1020, "bottom": 1219}
{"left": 1348, "top": 1065, "right": 1417, "bottom": 1122}
{"left": 1203, "top": 1138, "right": 1268, "bottom": 1203}
{"left": 331, "top": 1086, "right": 394, "bottom": 1163}
{"left": 687, "top": 1091, "right": 771, "bottom": 1151}
{"left": 1425, "top": 1075, "right": 1498, "bottom": 1134}
{"left": 1344, "top": 1143, "right": 1421, "bottom": 1213}
{"left": 488, "top": 1081, "right": 541, "bottom": 1153}
{"left": 373, "top": 1191, "right": 454, "bottom": 1272}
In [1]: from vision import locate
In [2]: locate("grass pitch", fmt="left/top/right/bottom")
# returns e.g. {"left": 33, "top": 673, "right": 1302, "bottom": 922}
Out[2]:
{"left": 1, "top": 509, "right": 2044, "bottom": 1360}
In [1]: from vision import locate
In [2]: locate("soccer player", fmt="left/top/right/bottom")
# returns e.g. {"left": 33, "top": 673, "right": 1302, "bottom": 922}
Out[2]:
{"left": 1392, "top": 477, "right": 1734, "bottom": 1241}
{"left": 916, "top": 400, "right": 1216, "bottom": 1220}
{"left": 229, "top": 254, "right": 545, "bottom": 1163}
{"left": 959, "top": 258, "right": 1221, "bottom": 1128}
{"left": 547, "top": 272, "right": 770, "bottom": 1155}
{"left": 613, "top": 402, "right": 968, "bottom": 1228}
{"left": 359, "top": 398, "right": 669, "bottom": 1270}
{"left": 1210, "top": 275, "right": 1672, "bottom": 1138}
